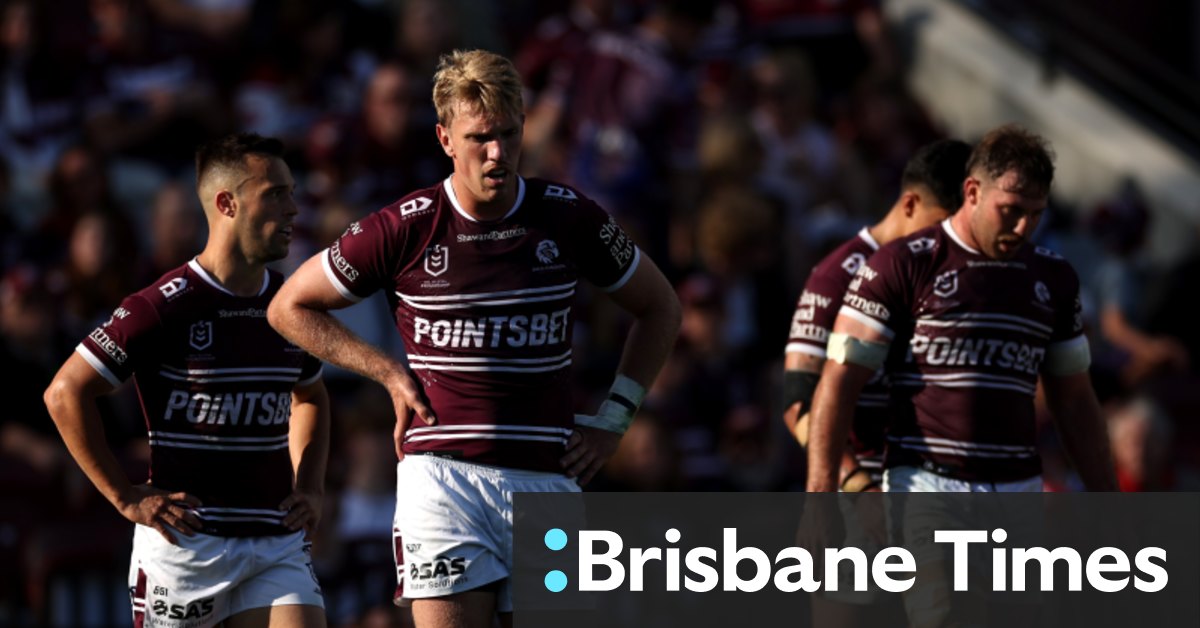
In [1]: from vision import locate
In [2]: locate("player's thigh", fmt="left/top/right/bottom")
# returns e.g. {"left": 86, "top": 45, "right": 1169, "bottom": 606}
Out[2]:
{"left": 224, "top": 604, "right": 326, "bottom": 628}
{"left": 411, "top": 590, "right": 497, "bottom": 628}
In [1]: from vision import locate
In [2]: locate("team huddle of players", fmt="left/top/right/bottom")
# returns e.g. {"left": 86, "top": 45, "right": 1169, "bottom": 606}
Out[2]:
{"left": 41, "top": 47, "right": 1114, "bottom": 628}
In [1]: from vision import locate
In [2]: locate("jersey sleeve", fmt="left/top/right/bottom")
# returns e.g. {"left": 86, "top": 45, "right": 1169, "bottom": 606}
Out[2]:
{"left": 569, "top": 196, "right": 640, "bottom": 292}
{"left": 839, "top": 244, "right": 912, "bottom": 342}
{"left": 75, "top": 294, "right": 162, "bottom": 387}
{"left": 1043, "top": 261, "right": 1089, "bottom": 373}
{"left": 321, "top": 209, "right": 405, "bottom": 302}
{"left": 296, "top": 353, "right": 324, "bottom": 387}
{"left": 787, "top": 268, "right": 851, "bottom": 358}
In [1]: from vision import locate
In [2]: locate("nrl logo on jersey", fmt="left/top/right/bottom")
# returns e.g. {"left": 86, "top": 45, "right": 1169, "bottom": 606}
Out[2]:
{"left": 159, "top": 278, "right": 189, "bottom": 300}
{"left": 1034, "top": 281, "right": 1051, "bottom": 304}
{"left": 189, "top": 321, "right": 213, "bottom": 351}
{"left": 536, "top": 239, "right": 559, "bottom": 264}
{"left": 933, "top": 270, "right": 958, "bottom": 297}
{"left": 543, "top": 185, "right": 577, "bottom": 201}
{"left": 400, "top": 197, "right": 433, "bottom": 217}
{"left": 424, "top": 245, "right": 449, "bottom": 277}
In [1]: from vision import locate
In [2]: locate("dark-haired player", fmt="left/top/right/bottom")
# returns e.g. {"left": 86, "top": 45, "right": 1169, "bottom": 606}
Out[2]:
{"left": 44, "top": 133, "right": 330, "bottom": 627}
{"left": 806, "top": 125, "right": 1116, "bottom": 494}
{"left": 784, "top": 138, "right": 972, "bottom": 492}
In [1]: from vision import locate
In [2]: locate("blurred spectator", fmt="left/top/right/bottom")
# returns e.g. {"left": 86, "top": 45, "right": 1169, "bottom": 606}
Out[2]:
{"left": 593, "top": 412, "right": 682, "bottom": 491}
{"left": 138, "top": 180, "right": 204, "bottom": 285}
{"left": 1, "top": 0, "right": 84, "bottom": 226}
{"left": 51, "top": 210, "right": 140, "bottom": 342}
{"left": 562, "top": 0, "right": 717, "bottom": 259}
{"left": 83, "top": 0, "right": 227, "bottom": 172}
{"left": 1089, "top": 181, "right": 1189, "bottom": 390}
{"left": 1108, "top": 397, "right": 1188, "bottom": 491}
{"left": 145, "top": 0, "right": 251, "bottom": 44}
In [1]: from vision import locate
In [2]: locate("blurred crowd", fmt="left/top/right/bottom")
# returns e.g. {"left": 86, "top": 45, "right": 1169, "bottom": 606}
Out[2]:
{"left": 2, "top": 0, "right": 1199, "bottom": 625}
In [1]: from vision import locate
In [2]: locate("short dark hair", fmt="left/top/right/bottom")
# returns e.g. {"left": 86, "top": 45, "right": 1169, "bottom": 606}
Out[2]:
{"left": 901, "top": 138, "right": 972, "bottom": 210}
{"left": 195, "top": 132, "right": 284, "bottom": 190}
{"left": 966, "top": 124, "right": 1055, "bottom": 197}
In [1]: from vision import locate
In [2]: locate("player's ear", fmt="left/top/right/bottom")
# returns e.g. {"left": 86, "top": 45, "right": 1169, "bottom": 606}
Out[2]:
{"left": 215, "top": 190, "right": 236, "bottom": 218}
{"left": 963, "top": 176, "right": 980, "bottom": 209}
{"left": 435, "top": 123, "right": 454, "bottom": 158}
{"left": 901, "top": 190, "right": 919, "bottom": 217}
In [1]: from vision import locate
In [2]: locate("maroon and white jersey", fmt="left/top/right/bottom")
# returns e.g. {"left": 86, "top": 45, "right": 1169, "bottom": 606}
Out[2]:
{"left": 841, "top": 220, "right": 1086, "bottom": 482}
{"left": 787, "top": 228, "right": 889, "bottom": 471}
{"left": 321, "top": 177, "right": 639, "bottom": 473}
{"left": 77, "top": 261, "right": 323, "bottom": 537}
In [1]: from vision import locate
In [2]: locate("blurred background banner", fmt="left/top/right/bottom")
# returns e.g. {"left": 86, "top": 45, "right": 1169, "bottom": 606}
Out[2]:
{"left": 4, "top": 0, "right": 1200, "bottom": 626}
{"left": 513, "top": 492, "right": 1200, "bottom": 628}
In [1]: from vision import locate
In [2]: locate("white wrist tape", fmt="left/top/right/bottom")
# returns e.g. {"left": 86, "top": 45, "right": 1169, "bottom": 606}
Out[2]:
{"left": 827, "top": 332, "right": 890, "bottom": 370}
{"left": 575, "top": 374, "right": 646, "bottom": 434}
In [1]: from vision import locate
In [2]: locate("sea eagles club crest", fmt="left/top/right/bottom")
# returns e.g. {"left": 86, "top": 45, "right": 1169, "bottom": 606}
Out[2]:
{"left": 424, "top": 245, "right": 449, "bottom": 277}
{"left": 189, "top": 321, "right": 213, "bottom": 351}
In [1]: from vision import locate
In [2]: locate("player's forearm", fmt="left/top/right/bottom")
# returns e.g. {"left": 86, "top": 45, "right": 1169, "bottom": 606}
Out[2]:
{"left": 43, "top": 384, "right": 136, "bottom": 511}
{"left": 805, "top": 366, "right": 864, "bottom": 492}
{"left": 613, "top": 291, "right": 681, "bottom": 389}
{"left": 289, "top": 386, "right": 331, "bottom": 496}
{"left": 1050, "top": 392, "right": 1118, "bottom": 491}
{"left": 270, "top": 302, "right": 407, "bottom": 391}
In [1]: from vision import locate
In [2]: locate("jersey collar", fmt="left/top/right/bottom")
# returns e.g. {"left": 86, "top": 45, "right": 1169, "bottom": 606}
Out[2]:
{"left": 857, "top": 227, "right": 880, "bottom": 251}
{"left": 443, "top": 175, "right": 526, "bottom": 223}
{"left": 942, "top": 219, "right": 981, "bottom": 255}
{"left": 187, "top": 259, "right": 269, "bottom": 297}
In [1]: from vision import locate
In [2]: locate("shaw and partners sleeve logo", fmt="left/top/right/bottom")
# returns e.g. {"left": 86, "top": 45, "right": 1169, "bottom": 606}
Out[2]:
{"left": 539, "top": 527, "right": 1168, "bottom": 594}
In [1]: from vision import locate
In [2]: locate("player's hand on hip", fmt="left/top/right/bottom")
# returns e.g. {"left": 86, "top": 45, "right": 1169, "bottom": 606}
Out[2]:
{"left": 118, "top": 484, "right": 202, "bottom": 544}
{"left": 386, "top": 370, "right": 436, "bottom": 461}
{"left": 561, "top": 426, "right": 621, "bottom": 486}
{"left": 281, "top": 490, "right": 323, "bottom": 541}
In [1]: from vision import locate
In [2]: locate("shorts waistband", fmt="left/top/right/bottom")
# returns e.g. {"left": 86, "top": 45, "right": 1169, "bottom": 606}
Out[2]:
{"left": 403, "top": 453, "right": 570, "bottom": 482}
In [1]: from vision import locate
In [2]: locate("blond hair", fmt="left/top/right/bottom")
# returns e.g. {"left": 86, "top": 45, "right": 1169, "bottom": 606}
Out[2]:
{"left": 432, "top": 49, "right": 524, "bottom": 126}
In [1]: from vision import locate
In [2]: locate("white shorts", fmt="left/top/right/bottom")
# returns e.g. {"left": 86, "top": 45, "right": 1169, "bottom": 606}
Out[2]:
{"left": 883, "top": 465, "right": 1043, "bottom": 492}
{"left": 392, "top": 455, "right": 579, "bottom": 612}
{"left": 129, "top": 525, "right": 324, "bottom": 628}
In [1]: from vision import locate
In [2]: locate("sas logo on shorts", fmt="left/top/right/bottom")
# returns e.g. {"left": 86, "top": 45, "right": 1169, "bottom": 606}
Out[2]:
{"left": 536, "top": 239, "right": 560, "bottom": 264}
{"left": 151, "top": 597, "right": 215, "bottom": 621}
{"left": 410, "top": 556, "right": 467, "bottom": 581}
{"left": 424, "top": 245, "right": 449, "bottom": 277}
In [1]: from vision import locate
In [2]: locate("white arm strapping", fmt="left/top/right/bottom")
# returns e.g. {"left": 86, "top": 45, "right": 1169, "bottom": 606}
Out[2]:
{"left": 827, "top": 332, "right": 890, "bottom": 371}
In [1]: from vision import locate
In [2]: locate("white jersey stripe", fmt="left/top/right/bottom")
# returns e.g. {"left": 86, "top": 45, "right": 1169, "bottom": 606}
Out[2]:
{"left": 75, "top": 344, "right": 123, "bottom": 387}
{"left": 889, "top": 435, "right": 1035, "bottom": 453}
{"left": 160, "top": 365, "right": 302, "bottom": 375}
{"left": 921, "top": 312, "right": 1053, "bottom": 334}
{"left": 407, "top": 360, "right": 571, "bottom": 374}
{"left": 891, "top": 378, "right": 1035, "bottom": 395}
{"left": 321, "top": 251, "right": 364, "bottom": 303}
{"left": 405, "top": 433, "right": 569, "bottom": 444}
{"left": 837, "top": 306, "right": 896, "bottom": 339}
{"left": 894, "top": 371, "right": 1035, "bottom": 388}
{"left": 148, "top": 440, "right": 291, "bottom": 451}
{"left": 148, "top": 432, "right": 289, "bottom": 443}
{"left": 406, "top": 350, "right": 571, "bottom": 365}
{"left": 915, "top": 319, "right": 1049, "bottom": 338}
{"left": 601, "top": 247, "right": 641, "bottom": 293}
{"left": 399, "top": 281, "right": 578, "bottom": 302}
{"left": 894, "top": 442, "right": 1037, "bottom": 459}
{"left": 407, "top": 424, "right": 573, "bottom": 436}
{"left": 785, "top": 342, "right": 827, "bottom": 358}
{"left": 296, "top": 367, "right": 323, "bottom": 388}
{"left": 399, "top": 291, "right": 575, "bottom": 310}
{"left": 157, "top": 372, "right": 300, "bottom": 383}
